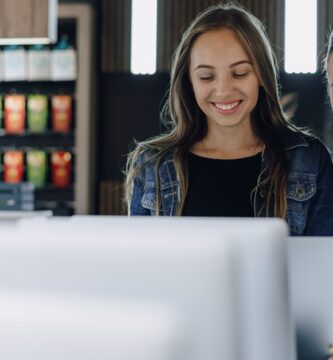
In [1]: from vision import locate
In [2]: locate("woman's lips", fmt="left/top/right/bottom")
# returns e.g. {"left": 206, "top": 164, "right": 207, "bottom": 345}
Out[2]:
{"left": 213, "top": 100, "right": 242, "bottom": 114}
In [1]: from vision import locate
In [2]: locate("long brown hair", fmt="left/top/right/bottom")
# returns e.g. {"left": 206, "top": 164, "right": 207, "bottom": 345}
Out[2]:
{"left": 324, "top": 31, "right": 333, "bottom": 73}
{"left": 324, "top": 31, "right": 333, "bottom": 101}
{"left": 125, "top": 1, "right": 298, "bottom": 217}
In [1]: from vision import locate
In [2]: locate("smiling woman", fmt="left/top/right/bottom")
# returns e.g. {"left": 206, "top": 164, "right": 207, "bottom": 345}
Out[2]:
{"left": 125, "top": 2, "right": 333, "bottom": 236}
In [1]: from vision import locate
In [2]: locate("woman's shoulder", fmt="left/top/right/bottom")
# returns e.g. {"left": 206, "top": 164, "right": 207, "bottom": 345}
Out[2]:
{"left": 282, "top": 128, "right": 333, "bottom": 169}
{"left": 282, "top": 128, "right": 331, "bottom": 153}
{"left": 131, "top": 143, "right": 175, "bottom": 169}
{"left": 298, "top": 131, "right": 332, "bottom": 157}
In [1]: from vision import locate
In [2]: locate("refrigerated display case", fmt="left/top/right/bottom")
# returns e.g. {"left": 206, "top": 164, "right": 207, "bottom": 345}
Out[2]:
{"left": 0, "top": 4, "right": 96, "bottom": 215}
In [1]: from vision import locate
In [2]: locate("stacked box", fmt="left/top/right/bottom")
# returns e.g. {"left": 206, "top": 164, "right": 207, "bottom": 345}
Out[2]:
{"left": 0, "top": 182, "right": 34, "bottom": 211}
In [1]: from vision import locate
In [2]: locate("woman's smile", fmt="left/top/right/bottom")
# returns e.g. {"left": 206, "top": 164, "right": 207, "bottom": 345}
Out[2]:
{"left": 212, "top": 100, "right": 242, "bottom": 115}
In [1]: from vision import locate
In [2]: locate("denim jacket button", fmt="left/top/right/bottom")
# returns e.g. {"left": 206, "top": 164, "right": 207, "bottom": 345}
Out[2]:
{"left": 296, "top": 185, "right": 305, "bottom": 197}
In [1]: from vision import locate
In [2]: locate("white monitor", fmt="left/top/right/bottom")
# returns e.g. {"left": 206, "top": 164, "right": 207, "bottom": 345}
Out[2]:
{"left": 0, "top": 217, "right": 295, "bottom": 360}
{"left": 288, "top": 236, "right": 333, "bottom": 360}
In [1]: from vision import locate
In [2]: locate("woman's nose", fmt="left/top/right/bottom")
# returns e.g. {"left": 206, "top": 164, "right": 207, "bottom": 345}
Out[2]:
{"left": 215, "top": 75, "right": 233, "bottom": 95}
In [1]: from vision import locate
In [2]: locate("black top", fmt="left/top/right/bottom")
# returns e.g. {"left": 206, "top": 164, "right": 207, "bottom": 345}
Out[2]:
{"left": 182, "top": 152, "right": 262, "bottom": 217}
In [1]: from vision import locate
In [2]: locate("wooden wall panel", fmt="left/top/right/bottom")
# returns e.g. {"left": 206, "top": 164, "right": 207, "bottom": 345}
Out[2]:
{"left": 101, "top": 0, "right": 131, "bottom": 72}
{"left": 100, "top": 0, "right": 284, "bottom": 73}
{"left": 99, "top": 180, "right": 126, "bottom": 215}
{"left": 157, "top": 0, "right": 221, "bottom": 71}
{"left": 157, "top": 0, "right": 284, "bottom": 71}
{"left": 0, "top": 0, "right": 51, "bottom": 38}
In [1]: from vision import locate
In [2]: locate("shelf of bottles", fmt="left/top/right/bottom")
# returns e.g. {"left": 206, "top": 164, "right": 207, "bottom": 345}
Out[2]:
{"left": 0, "top": 20, "right": 77, "bottom": 215}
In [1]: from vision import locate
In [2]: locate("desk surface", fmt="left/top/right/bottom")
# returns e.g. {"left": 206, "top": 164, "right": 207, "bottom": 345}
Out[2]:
{"left": 0, "top": 210, "right": 53, "bottom": 220}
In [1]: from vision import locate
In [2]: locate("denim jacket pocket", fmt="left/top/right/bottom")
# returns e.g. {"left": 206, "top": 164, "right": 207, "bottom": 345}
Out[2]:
{"left": 141, "top": 182, "right": 157, "bottom": 214}
{"left": 287, "top": 173, "right": 316, "bottom": 235}
{"left": 141, "top": 181, "right": 177, "bottom": 215}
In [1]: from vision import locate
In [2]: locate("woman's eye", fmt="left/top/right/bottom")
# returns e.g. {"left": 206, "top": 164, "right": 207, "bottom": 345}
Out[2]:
{"left": 233, "top": 72, "right": 248, "bottom": 78}
{"left": 199, "top": 75, "right": 214, "bottom": 81}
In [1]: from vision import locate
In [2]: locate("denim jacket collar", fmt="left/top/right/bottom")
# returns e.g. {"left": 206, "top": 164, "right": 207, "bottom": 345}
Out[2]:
{"left": 281, "top": 129, "right": 310, "bottom": 151}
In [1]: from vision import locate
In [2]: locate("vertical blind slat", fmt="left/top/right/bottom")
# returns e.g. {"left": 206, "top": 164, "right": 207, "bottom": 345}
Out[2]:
{"left": 102, "top": 0, "right": 131, "bottom": 73}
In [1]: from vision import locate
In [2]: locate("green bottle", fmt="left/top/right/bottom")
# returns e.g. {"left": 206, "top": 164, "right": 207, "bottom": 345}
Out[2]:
{"left": 26, "top": 150, "right": 47, "bottom": 188}
{"left": 27, "top": 95, "right": 48, "bottom": 133}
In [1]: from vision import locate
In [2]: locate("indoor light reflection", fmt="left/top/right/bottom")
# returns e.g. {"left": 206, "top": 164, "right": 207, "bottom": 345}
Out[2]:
{"left": 285, "top": 0, "right": 317, "bottom": 73}
{"left": 131, "top": 0, "right": 157, "bottom": 74}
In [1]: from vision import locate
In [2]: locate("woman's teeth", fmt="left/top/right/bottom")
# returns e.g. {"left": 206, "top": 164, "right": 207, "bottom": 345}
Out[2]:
{"left": 215, "top": 101, "right": 240, "bottom": 110}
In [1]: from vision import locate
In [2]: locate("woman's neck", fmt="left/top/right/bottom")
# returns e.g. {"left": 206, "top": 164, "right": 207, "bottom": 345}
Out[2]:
{"left": 190, "top": 125, "right": 263, "bottom": 159}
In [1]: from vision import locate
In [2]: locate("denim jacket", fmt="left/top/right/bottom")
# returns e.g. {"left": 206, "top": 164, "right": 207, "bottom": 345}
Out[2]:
{"left": 129, "top": 131, "right": 333, "bottom": 236}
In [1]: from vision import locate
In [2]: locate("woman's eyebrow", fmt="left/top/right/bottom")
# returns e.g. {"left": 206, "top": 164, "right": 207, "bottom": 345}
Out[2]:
{"left": 193, "top": 60, "right": 252, "bottom": 71}
{"left": 193, "top": 64, "right": 214, "bottom": 71}
{"left": 230, "top": 60, "right": 252, "bottom": 68}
